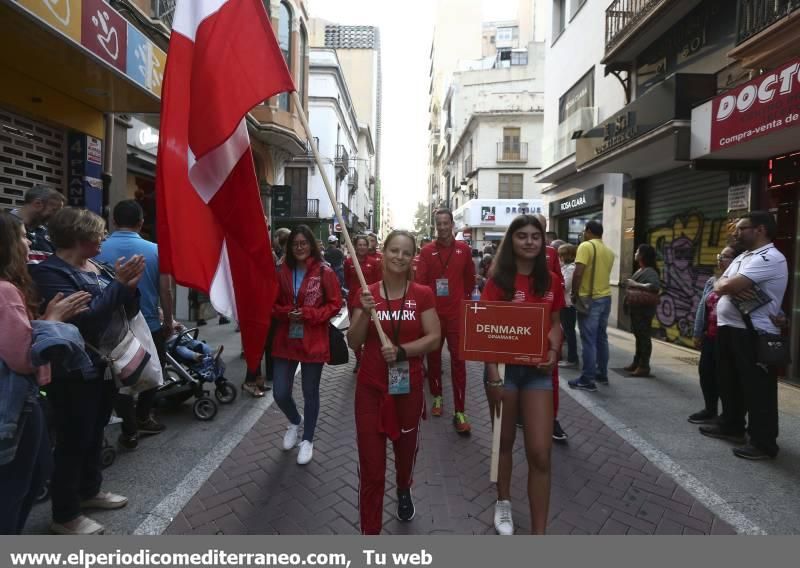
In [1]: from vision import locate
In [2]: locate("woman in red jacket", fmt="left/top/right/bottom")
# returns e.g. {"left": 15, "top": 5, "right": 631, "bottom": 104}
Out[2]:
{"left": 343, "top": 235, "right": 380, "bottom": 372}
{"left": 272, "top": 225, "right": 342, "bottom": 466}
{"left": 481, "top": 214, "right": 563, "bottom": 536}
{"left": 347, "top": 230, "right": 440, "bottom": 534}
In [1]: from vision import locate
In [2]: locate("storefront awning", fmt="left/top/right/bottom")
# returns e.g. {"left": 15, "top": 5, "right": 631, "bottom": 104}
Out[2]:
{"left": 691, "top": 58, "right": 800, "bottom": 161}
{"left": 576, "top": 74, "right": 717, "bottom": 178}
{"left": 0, "top": 1, "right": 164, "bottom": 115}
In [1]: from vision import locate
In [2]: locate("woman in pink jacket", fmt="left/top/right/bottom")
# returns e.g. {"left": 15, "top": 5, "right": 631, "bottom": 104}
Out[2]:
{"left": 0, "top": 212, "right": 89, "bottom": 534}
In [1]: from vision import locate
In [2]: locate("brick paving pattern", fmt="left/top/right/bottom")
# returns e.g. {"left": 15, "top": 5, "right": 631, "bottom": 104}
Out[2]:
{"left": 166, "top": 357, "right": 736, "bottom": 535}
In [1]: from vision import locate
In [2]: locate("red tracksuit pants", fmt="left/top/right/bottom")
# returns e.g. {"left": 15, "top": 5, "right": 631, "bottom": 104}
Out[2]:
{"left": 355, "top": 383, "right": 424, "bottom": 535}
{"left": 426, "top": 316, "right": 467, "bottom": 413}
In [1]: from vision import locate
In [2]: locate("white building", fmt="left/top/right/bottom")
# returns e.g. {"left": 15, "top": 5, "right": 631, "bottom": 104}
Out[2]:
{"left": 290, "top": 48, "right": 372, "bottom": 238}
{"left": 534, "top": 0, "right": 628, "bottom": 307}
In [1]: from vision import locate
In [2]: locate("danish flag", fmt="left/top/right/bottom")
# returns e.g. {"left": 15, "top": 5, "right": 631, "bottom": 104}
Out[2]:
{"left": 156, "top": 0, "right": 295, "bottom": 370}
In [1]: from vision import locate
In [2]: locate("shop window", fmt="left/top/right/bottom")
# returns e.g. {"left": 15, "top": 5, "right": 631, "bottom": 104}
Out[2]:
{"left": 499, "top": 174, "right": 523, "bottom": 199}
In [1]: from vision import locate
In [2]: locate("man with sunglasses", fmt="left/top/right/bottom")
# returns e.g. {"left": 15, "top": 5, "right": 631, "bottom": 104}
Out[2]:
{"left": 699, "top": 211, "right": 787, "bottom": 460}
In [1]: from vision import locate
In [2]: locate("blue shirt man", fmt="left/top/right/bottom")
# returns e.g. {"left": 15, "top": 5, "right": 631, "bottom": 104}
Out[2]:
{"left": 95, "top": 199, "right": 171, "bottom": 441}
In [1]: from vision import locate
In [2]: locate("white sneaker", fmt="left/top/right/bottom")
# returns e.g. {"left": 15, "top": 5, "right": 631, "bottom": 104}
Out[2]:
{"left": 494, "top": 500, "right": 514, "bottom": 535}
{"left": 297, "top": 440, "right": 314, "bottom": 465}
{"left": 50, "top": 515, "right": 104, "bottom": 535}
{"left": 282, "top": 416, "right": 303, "bottom": 450}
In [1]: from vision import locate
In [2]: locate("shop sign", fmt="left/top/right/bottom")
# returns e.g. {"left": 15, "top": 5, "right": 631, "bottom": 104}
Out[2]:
{"left": 81, "top": 0, "right": 127, "bottom": 72}
{"left": 549, "top": 185, "right": 604, "bottom": 218}
{"left": 67, "top": 131, "right": 103, "bottom": 213}
{"left": 127, "top": 118, "right": 159, "bottom": 156}
{"left": 558, "top": 68, "right": 594, "bottom": 124}
{"left": 16, "top": 0, "right": 82, "bottom": 42}
{"left": 577, "top": 74, "right": 717, "bottom": 167}
{"left": 727, "top": 184, "right": 750, "bottom": 212}
{"left": 710, "top": 59, "right": 800, "bottom": 153}
{"left": 481, "top": 207, "right": 496, "bottom": 223}
{"left": 11, "top": 0, "right": 165, "bottom": 98}
{"left": 504, "top": 204, "right": 542, "bottom": 215}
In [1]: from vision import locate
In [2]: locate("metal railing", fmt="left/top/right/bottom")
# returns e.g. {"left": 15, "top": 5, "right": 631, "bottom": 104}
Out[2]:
{"left": 497, "top": 142, "right": 528, "bottom": 162}
{"left": 338, "top": 202, "right": 353, "bottom": 226}
{"left": 347, "top": 167, "right": 358, "bottom": 192}
{"left": 605, "top": 0, "right": 661, "bottom": 52}
{"left": 736, "top": 0, "right": 800, "bottom": 44}
{"left": 335, "top": 145, "right": 349, "bottom": 167}
{"left": 290, "top": 199, "right": 319, "bottom": 218}
{"left": 153, "top": 0, "right": 176, "bottom": 28}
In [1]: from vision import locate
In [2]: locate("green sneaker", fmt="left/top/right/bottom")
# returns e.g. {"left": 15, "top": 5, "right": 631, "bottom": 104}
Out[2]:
{"left": 431, "top": 396, "right": 443, "bottom": 417}
{"left": 453, "top": 412, "right": 471, "bottom": 434}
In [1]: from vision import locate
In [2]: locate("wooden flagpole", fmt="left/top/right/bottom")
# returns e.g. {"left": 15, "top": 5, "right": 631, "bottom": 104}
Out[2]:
{"left": 490, "top": 363, "right": 505, "bottom": 483}
{"left": 291, "top": 91, "right": 390, "bottom": 348}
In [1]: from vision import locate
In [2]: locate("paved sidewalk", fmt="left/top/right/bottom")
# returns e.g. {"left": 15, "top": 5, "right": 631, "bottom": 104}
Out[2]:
{"left": 164, "top": 353, "right": 736, "bottom": 535}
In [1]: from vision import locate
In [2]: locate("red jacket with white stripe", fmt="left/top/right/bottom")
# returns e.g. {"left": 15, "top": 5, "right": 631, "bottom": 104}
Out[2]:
{"left": 272, "top": 258, "right": 342, "bottom": 363}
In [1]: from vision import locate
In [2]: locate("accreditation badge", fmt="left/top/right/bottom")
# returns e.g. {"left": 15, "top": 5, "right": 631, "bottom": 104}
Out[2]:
{"left": 288, "top": 321, "right": 304, "bottom": 339}
{"left": 388, "top": 361, "right": 411, "bottom": 395}
{"left": 435, "top": 278, "right": 449, "bottom": 297}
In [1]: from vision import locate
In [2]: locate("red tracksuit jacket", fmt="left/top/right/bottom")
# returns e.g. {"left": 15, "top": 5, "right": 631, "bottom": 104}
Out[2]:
{"left": 272, "top": 258, "right": 342, "bottom": 363}
{"left": 414, "top": 239, "right": 475, "bottom": 320}
{"left": 344, "top": 255, "right": 380, "bottom": 310}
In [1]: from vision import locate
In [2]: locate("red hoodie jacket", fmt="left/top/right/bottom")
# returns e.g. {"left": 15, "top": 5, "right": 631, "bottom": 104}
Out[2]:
{"left": 272, "top": 258, "right": 343, "bottom": 363}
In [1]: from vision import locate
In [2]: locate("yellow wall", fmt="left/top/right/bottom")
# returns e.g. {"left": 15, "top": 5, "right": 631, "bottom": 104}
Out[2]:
{"left": 0, "top": 64, "right": 104, "bottom": 139}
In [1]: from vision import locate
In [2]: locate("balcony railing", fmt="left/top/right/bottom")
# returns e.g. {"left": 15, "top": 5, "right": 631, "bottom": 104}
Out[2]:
{"left": 153, "top": 0, "right": 177, "bottom": 28}
{"left": 347, "top": 167, "right": 358, "bottom": 192}
{"left": 497, "top": 142, "right": 529, "bottom": 163}
{"left": 605, "top": 0, "right": 661, "bottom": 52}
{"left": 338, "top": 202, "right": 353, "bottom": 226}
{"left": 274, "top": 199, "right": 319, "bottom": 219}
{"left": 463, "top": 155, "right": 473, "bottom": 177}
{"left": 736, "top": 0, "right": 800, "bottom": 44}
{"left": 335, "top": 145, "right": 349, "bottom": 178}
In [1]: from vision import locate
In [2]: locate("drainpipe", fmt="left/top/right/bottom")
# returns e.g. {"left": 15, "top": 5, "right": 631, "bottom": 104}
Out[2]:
{"left": 102, "top": 113, "right": 114, "bottom": 222}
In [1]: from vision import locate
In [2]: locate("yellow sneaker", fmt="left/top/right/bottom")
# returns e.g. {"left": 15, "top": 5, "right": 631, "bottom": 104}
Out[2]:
{"left": 453, "top": 412, "right": 471, "bottom": 434}
{"left": 431, "top": 396, "right": 443, "bottom": 417}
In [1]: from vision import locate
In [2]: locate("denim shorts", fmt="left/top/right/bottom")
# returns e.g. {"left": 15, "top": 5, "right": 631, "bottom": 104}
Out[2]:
{"left": 484, "top": 364, "right": 553, "bottom": 392}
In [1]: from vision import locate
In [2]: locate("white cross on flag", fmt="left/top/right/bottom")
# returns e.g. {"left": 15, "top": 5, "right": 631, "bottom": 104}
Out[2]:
{"left": 156, "top": 0, "right": 295, "bottom": 370}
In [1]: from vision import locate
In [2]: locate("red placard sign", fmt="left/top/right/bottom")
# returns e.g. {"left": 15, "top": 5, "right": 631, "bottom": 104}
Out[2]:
{"left": 460, "top": 301, "right": 551, "bottom": 364}
{"left": 710, "top": 58, "right": 800, "bottom": 152}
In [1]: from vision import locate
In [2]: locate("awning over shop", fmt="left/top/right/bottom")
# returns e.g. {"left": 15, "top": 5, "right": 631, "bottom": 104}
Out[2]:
{"left": 575, "top": 74, "right": 717, "bottom": 178}
{"left": 0, "top": 1, "right": 164, "bottom": 117}
{"left": 691, "top": 58, "right": 800, "bottom": 161}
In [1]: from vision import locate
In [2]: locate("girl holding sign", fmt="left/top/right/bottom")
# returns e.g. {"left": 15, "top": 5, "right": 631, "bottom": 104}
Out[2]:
{"left": 481, "top": 215, "right": 564, "bottom": 535}
{"left": 347, "top": 230, "right": 440, "bottom": 535}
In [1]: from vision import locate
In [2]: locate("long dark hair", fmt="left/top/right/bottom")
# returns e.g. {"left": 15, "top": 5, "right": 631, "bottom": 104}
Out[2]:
{"left": 284, "top": 224, "right": 322, "bottom": 268}
{"left": 382, "top": 230, "right": 417, "bottom": 280}
{"left": 0, "top": 211, "right": 38, "bottom": 316}
{"left": 490, "top": 215, "right": 551, "bottom": 299}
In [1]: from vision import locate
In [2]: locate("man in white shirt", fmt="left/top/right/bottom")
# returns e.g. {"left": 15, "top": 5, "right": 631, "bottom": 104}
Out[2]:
{"left": 699, "top": 211, "right": 787, "bottom": 460}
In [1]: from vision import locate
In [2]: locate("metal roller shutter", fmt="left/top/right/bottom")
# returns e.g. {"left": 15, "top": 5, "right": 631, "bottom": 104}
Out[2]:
{"left": 638, "top": 165, "right": 730, "bottom": 346}
{"left": 0, "top": 109, "right": 65, "bottom": 211}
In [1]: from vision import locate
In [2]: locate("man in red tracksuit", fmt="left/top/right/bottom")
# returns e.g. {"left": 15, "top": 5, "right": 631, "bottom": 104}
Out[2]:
{"left": 415, "top": 209, "right": 476, "bottom": 433}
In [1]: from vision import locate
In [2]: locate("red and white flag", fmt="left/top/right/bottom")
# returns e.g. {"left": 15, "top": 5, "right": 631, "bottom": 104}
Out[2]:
{"left": 156, "top": 0, "right": 295, "bottom": 370}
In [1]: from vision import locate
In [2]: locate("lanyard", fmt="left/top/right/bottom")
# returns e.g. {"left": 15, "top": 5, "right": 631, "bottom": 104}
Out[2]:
{"left": 382, "top": 278, "right": 409, "bottom": 345}
{"left": 292, "top": 268, "right": 304, "bottom": 307}
{"left": 435, "top": 241, "right": 456, "bottom": 274}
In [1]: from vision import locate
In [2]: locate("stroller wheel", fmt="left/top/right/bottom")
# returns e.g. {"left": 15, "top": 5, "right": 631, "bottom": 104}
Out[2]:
{"left": 193, "top": 397, "right": 218, "bottom": 421}
{"left": 100, "top": 446, "right": 117, "bottom": 469}
{"left": 35, "top": 481, "right": 51, "bottom": 503}
{"left": 214, "top": 381, "right": 237, "bottom": 404}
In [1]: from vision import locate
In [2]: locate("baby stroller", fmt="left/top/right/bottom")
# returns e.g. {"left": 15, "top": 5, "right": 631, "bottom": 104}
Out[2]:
{"left": 154, "top": 327, "right": 236, "bottom": 421}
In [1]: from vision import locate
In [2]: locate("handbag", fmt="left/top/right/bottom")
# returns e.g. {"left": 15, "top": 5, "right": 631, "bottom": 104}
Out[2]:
{"left": 574, "top": 241, "right": 596, "bottom": 316}
{"left": 625, "top": 286, "right": 660, "bottom": 307}
{"left": 87, "top": 310, "right": 164, "bottom": 392}
{"left": 321, "top": 267, "right": 349, "bottom": 366}
{"left": 743, "top": 314, "right": 790, "bottom": 367}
